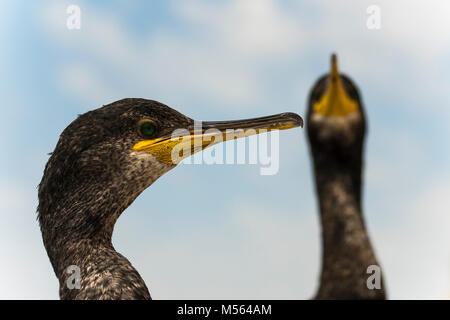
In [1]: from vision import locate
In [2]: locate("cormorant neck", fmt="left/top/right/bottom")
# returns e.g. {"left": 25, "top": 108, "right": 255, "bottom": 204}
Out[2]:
{"left": 315, "top": 165, "right": 365, "bottom": 255}
{"left": 40, "top": 181, "right": 130, "bottom": 263}
{"left": 312, "top": 154, "right": 385, "bottom": 299}
{"left": 39, "top": 175, "right": 155, "bottom": 299}
{"left": 56, "top": 239, "right": 151, "bottom": 299}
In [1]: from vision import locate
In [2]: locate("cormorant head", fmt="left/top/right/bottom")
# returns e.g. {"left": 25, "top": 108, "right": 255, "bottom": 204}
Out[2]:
{"left": 38, "top": 98, "right": 302, "bottom": 250}
{"left": 306, "top": 54, "right": 366, "bottom": 156}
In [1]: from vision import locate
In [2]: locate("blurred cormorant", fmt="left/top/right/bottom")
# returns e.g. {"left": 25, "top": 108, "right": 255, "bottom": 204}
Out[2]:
{"left": 306, "top": 54, "right": 386, "bottom": 299}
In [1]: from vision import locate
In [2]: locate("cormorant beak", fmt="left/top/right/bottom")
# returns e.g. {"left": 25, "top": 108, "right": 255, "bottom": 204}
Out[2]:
{"left": 312, "top": 53, "right": 358, "bottom": 117}
{"left": 133, "top": 112, "right": 303, "bottom": 164}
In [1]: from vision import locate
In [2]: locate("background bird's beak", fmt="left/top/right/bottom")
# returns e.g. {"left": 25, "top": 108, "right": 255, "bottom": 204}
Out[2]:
{"left": 133, "top": 112, "right": 303, "bottom": 164}
{"left": 312, "top": 53, "right": 358, "bottom": 117}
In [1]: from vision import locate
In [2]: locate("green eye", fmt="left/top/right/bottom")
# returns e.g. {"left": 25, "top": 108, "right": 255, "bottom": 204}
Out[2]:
{"left": 138, "top": 120, "right": 157, "bottom": 138}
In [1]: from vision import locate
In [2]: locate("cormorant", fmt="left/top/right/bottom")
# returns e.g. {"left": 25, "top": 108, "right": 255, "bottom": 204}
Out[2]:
{"left": 38, "top": 98, "right": 303, "bottom": 300}
{"left": 306, "top": 54, "right": 386, "bottom": 299}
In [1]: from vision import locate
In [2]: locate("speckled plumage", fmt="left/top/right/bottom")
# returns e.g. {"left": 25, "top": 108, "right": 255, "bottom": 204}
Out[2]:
{"left": 38, "top": 98, "right": 192, "bottom": 299}
{"left": 307, "top": 75, "right": 386, "bottom": 299}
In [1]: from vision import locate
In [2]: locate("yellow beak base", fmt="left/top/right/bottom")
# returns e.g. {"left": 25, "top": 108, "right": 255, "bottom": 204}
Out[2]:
{"left": 313, "top": 54, "right": 358, "bottom": 117}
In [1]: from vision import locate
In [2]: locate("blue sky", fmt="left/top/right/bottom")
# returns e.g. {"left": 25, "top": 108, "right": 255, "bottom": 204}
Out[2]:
{"left": 1, "top": 0, "right": 449, "bottom": 299}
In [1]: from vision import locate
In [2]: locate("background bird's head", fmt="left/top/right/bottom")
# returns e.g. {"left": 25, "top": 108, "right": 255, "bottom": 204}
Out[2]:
{"left": 307, "top": 54, "right": 366, "bottom": 158}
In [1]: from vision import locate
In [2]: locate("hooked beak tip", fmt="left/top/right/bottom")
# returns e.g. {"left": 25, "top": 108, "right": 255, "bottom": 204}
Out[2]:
{"left": 279, "top": 112, "right": 303, "bottom": 128}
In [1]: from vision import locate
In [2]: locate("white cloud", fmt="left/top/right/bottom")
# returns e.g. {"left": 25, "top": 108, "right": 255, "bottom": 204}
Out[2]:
{"left": 175, "top": 0, "right": 305, "bottom": 57}
{"left": 58, "top": 63, "right": 119, "bottom": 108}
{"left": 0, "top": 184, "right": 58, "bottom": 299}
{"left": 376, "top": 181, "right": 450, "bottom": 299}
{"left": 366, "top": 127, "right": 426, "bottom": 195}
{"left": 39, "top": 0, "right": 450, "bottom": 118}
{"left": 364, "top": 125, "right": 450, "bottom": 299}
{"left": 114, "top": 203, "right": 319, "bottom": 299}
{"left": 39, "top": 0, "right": 307, "bottom": 110}
{"left": 381, "top": 1, "right": 450, "bottom": 60}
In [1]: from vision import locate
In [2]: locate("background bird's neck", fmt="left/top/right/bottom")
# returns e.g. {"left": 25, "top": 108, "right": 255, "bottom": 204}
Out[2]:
{"left": 315, "top": 166, "right": 365, "bottom": 252}
{"left": 313, "top": 160, "right": 384, "bottom": 299}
